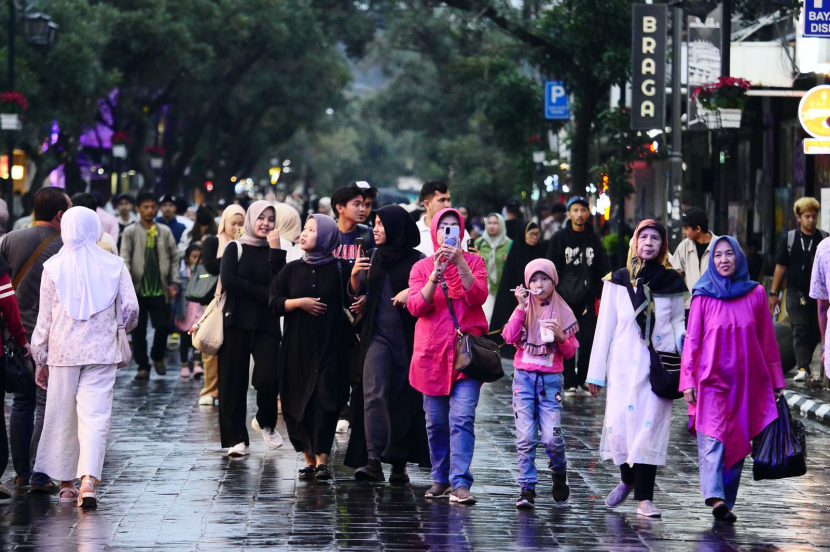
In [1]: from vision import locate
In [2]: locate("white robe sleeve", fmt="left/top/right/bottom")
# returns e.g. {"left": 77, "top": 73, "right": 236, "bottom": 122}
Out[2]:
{"left": 670, "top": 295, "right": 685, "bottom": 352}
{"left": 587, "top": 281, "right": 617, "bottom": 387}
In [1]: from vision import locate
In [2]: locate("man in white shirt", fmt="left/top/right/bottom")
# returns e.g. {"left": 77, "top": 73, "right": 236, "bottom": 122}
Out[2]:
{"left": 415, "top": 180, "right": 469, "bottom": 256}
{"left": 669, "top": 207, "right": 716, "bottom": 316}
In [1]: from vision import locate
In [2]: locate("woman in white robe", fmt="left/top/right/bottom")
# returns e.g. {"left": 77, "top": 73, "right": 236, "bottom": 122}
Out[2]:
{"left": 586, "top": 219, "right": 686, "bottom": 519}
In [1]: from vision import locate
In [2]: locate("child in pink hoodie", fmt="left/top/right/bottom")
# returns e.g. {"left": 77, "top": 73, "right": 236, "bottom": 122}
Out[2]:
{"left": 502, "top": 258, "right": 578, "bottom": 509}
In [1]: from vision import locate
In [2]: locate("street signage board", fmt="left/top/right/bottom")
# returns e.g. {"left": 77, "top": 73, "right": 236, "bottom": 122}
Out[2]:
{"left": 804, "top": 0, "right": 830, "bottom": 38}
{"left": 631, "top": 4, "right": 667, "bottom": 130}
{"left": 544, "top": 81, "right": 569, "bottom": 120}
{"left": 687, "top": 5, "right": 722, "bottom": 130}
{"left": 799, "top": 85, "right": 830, "bottom": 153}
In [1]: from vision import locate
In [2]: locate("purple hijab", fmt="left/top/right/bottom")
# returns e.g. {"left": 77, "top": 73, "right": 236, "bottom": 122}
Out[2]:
{"left": 303, "top": 214, "right": 340, "bottom": 265}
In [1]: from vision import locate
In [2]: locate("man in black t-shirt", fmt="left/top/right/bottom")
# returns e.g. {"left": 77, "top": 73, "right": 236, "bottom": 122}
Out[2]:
{"left": 331, "top": 183, "right": 375, "bottom": 265}
{"left": 770, "top": 197, "right": 828, "bottom": 382}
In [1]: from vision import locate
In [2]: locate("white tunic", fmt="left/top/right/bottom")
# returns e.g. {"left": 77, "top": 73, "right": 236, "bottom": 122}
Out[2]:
{"left": 586, "top": 280, "right": 685, "bottom": 466}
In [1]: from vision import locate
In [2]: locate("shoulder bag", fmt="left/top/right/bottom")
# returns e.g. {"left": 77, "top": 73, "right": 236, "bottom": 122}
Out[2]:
{"left": 439, "top": 277, "right": 503, "bottom": 383}
{"left": 115, "top": 293, "right": 132, "bottom": 369}
{"left": 12, "top": 231, "right": 59, "bottom": 289}
{"left": 185, "top": 263, "right": 218, "bottom": 305}
{"left": 191, "top": 243, "right": 242, "bottom": 355}
{"left": 647, "top": 346, "right": 683, "bottom": 400}
{"left": 2, "top": 336, "right": 34, "bottom": 393}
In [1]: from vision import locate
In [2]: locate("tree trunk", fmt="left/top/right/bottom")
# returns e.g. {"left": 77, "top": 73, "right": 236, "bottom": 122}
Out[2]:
{"left": 569, "top": 89, "right": 601, "bottom": 191}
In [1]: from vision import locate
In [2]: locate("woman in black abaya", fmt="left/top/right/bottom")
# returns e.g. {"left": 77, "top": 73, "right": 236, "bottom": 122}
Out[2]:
{"left": 344, "top": 205, "right": 430, "bottom": 482}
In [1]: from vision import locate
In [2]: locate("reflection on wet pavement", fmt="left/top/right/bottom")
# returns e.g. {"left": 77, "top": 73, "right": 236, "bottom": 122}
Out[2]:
{"left": 3, "top": 361, "right": 830, "bottom": 550}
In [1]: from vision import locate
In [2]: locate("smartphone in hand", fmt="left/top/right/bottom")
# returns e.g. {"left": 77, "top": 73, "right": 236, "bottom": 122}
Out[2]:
{"left": 443, "top": 226, "right": 460, "bottom": 248}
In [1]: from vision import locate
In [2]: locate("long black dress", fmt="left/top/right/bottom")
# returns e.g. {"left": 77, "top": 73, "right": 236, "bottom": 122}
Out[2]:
{"left": 343, "top": 248, "right": 430, "bottom": 469}
{"left": 488, "top": 228, "right": 547, "bottom": 352}
{"left": 270, "top": 258, "right": 352, "bottom": 455}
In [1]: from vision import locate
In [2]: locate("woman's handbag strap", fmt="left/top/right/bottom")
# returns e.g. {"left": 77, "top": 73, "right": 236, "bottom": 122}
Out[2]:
{"left": 439, "top": 277, "right": 462, "bottom": 335}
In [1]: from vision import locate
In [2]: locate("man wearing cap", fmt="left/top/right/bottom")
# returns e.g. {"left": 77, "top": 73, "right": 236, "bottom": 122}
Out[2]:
{"left": 547, "top": 196, "right": 608, "bottom": 395}
{"left": 669, "top": 207, "right": 717, "bottom": 319}
{"left": 156, "top": 194, "right": 187, "bottom": 245}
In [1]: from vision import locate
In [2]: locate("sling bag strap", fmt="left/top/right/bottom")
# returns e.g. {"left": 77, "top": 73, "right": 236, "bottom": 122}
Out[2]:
{"left": 439, "top": 277, "right": 463, "bottom": 337}
{"left": 12, "top": 232, "right": 59, "bottom": 289}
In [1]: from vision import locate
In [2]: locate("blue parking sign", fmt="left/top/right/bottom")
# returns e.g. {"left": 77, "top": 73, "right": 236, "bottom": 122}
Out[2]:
{"left": 545, "top": 81, "right": 569, "bottom": 120}
{"left": 805, "top": 0, "right": 830, "bottom": 38}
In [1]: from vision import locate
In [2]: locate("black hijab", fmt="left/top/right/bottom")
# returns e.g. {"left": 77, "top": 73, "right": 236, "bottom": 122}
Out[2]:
{"left": 609, "top": 220, "right": 686, "bottom": 343}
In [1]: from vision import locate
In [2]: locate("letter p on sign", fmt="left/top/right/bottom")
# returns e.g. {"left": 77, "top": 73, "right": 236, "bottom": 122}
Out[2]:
{"left": 551, "top": 85, "right": 565, "bottom": 103}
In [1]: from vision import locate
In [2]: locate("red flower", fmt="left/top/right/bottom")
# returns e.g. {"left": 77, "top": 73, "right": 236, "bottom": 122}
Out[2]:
{"left": 0, "top": 91, "right": 27, "bottom": 112}
{"left": 112, "top": 131, "right": 130, "bottom": 145}
{"left": 144, "top": 145, "right": 165, "bottom": 156}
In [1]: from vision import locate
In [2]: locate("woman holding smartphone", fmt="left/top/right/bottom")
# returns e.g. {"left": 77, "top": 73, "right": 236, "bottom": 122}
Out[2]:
{"left": 407, "top": 208, "right": 488, "bottom": 504}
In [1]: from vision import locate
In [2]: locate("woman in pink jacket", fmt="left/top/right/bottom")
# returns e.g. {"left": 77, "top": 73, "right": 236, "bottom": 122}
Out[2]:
{"left": 408, "top": 207, "right": 488, "bottom": 505}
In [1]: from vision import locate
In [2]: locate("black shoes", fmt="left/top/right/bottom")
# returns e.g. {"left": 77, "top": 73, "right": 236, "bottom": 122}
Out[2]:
{"left": 516, "top": 488, "right": 536, "bottom": 509}
{"left": 354, "top": 458, "right": 385, "bottom": 482}
{"left": 298, "top": 466, "right": 316, "bottom": 480}
{"left": 134, "top": 369, "right": 150, "bottom": 381}
{"left": 315, "top": 464, "right": 332, "bottom": 481}
{"left": 389, "top": 463, "right": 410, "bottom": 485}
{"left": 552, "top": 472, "right": 570, "bottom": 504}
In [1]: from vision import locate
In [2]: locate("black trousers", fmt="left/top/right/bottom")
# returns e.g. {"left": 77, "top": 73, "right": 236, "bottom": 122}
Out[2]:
{"left": 285, "top": 389, "right": 340, "bottom": 456}
{"left": 133, "top": 295, "right": 170, "bottom": 370}
{"left": 217, "top": 325, "right": 279, "bottom": 448}
{"left": 620, "top": 463, "right": 657, "bottom": 501}
{"left": 563, "top": 307, "right": 597, "bottom": 389}
{"left": 787, "top": 290, "right": 821, "bottom": 371}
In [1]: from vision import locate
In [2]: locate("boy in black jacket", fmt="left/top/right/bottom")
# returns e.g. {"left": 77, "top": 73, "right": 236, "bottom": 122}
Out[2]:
{"left": 546, "top": 196, "right": 608, "bottom": 395}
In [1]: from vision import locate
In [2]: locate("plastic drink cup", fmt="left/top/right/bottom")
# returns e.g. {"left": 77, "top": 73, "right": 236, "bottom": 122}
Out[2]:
{"left": 540, "top": 319, "right": 555, "bottom": 343}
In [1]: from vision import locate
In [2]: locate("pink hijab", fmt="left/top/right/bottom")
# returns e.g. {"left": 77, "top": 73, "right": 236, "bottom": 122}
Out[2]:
{"left": 430, "top": 208, "right": 467, "bottom": 299}
{"left": 521, "top": 258, "right": 579, "bottom": 356}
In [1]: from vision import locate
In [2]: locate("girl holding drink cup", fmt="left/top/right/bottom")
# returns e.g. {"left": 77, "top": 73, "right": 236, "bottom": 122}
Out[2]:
{"left": 501, "top": 258, "right": 579, "bottom": 509}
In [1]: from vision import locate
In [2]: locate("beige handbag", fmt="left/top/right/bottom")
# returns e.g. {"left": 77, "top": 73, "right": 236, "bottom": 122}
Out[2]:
{"left": 115, "top": 293, "right": 131, "bottom": 369}
{"left": 191, "top": 293, "right": 226, "bottom": 356}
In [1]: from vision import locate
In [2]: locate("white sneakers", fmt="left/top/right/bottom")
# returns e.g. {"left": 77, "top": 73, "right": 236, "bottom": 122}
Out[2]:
{"left": 636, "top": 500, "right": 662, "bottom": 518}
{"left": 336, "top": 419, "right": 350, "bottom": 434}
{"left": 794, "top": 368, "right": 809, "bottom": 382}
{"left": 227, "top": 443, "right": 250, "bottom": 457}
{"left": 251, "top": 418, "right": 284, "bottom": 450}
{"left": 198, "top": 395, "right": 216, "bottom": 406}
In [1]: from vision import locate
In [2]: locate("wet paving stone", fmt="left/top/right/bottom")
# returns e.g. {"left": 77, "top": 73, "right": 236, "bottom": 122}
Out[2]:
{"left": 3, "top": 355, "right": 830, "bottom": 550}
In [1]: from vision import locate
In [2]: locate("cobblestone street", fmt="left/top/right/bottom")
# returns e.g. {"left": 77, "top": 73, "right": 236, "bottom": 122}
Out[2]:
{"left": 3, "top": 357, "right": 830, "bottom": 551}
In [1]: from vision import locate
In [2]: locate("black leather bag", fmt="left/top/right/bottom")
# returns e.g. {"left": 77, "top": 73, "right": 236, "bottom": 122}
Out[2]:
{"left": 648, "top": 346, "right": 683, "bottom": 400}
{"left": 440, "top": 278, "right": 503, "bottom": 383}
{"left": 185, "top": 263, "right": 218, "bottom": 305}
{"left": 2, "top": 336, "right": 35, "bottom": 394}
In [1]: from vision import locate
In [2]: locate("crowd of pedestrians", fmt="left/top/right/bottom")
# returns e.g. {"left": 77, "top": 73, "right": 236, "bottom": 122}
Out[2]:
{"left": 0, "top": 180, "right": 822, "bottom": 525}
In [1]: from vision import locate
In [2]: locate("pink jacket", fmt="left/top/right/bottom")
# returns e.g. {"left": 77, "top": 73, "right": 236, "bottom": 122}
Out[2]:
{"left": 502, "top": 307, "right": 577, "bottom": 373}
{"left": 408, "top": 252, "right": 488, "bottom": 396}
{"left": 680, "top": 285, "right": 785, "bottom": 469}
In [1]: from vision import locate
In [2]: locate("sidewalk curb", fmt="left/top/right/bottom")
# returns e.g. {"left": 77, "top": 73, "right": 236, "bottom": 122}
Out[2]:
{"left": 784, "top": 389, "right": 830, "bottom": 426}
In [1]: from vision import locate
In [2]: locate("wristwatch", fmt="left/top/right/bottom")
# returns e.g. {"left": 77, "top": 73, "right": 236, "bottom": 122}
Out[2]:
{"left": 769, "top": 289, "right": 779, "bottom": 296}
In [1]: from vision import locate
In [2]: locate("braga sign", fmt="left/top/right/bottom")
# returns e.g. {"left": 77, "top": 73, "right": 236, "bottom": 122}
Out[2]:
{"left": 799, "top": 85, "right": 830, "bottom": 154}
{"left": 631, "top": 4, "right": 667, "bottom": 130}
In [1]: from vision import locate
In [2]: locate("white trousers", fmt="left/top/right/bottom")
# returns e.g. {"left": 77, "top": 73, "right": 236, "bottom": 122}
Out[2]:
{"left": 33, "top": 364, "right": 117, "bottom": 481}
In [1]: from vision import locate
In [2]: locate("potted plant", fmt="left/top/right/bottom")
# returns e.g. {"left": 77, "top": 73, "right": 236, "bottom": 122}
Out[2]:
{"left": 112, "top": 131, "right": 130, "bottom": 159}
{"left": 0, "top": 91, "right": 27, "bottom": 130}
{"left": 144, "top": 145, "right": 165, "bottom": 169}
{"left": 691, "top": 77, "right": 751, "bottom": 129}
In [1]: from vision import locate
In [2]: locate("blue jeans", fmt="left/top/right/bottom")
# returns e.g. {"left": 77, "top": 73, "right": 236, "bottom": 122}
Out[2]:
{"left": 697, "top": 432, "right": 744, "bottom": 509}
{"left": 513, "top": 370, "right": 567, "bottom": 490}
{"left": 9, "top": 386, "right": 51, "bottom": 485}
{"left": 422, "top": 379, "right": 481, "bottom": 490}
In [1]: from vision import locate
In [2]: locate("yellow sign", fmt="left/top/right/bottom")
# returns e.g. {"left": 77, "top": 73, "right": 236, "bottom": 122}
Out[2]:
{"left": 799, "top": 85, "right": 830, "bottom": 138}
{"left": 804, "top": 139, "right": 830, "bottom": 154}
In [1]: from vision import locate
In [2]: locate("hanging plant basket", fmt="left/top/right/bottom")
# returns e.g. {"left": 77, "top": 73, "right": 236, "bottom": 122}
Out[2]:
{"left": 700, "top": 107, "right": 743, "bottom": 129}
{"left": 0, "top": 113, "right": 21, "bottom": 131}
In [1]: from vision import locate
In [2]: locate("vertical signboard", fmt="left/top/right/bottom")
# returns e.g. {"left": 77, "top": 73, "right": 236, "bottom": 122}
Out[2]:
{"left": 687, "top": 6, "right": 722, "bottom": 130}
{"left": 631, "top": 4, "right": 667, "bottom": 130}
{"left": 544, "top": 81, "right": 570, "bottom": 120}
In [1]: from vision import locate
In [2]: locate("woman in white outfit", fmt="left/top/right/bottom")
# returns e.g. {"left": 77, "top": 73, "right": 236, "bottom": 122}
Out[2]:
{"left": 32, "top": 206, "right": 139, "bottom": 508}
{"left": 586, "top": 219, "right": 686, "bottom": 518}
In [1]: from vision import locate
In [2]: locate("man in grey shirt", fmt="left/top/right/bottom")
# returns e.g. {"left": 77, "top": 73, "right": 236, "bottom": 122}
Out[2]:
{"left": 1, "top": 187, "right": 70, "bottom": 493}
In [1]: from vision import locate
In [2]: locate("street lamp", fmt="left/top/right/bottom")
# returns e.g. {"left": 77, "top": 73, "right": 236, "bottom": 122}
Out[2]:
{"left": 22, "top": 12, "right": 58, "bottom": 51}
{"left": 4, "top": 2, "right": 58, "bottom": 227}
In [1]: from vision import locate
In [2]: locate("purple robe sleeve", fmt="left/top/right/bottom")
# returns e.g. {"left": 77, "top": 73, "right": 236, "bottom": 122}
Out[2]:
{"left": 679, "top": 295, "right": 704, "bottom": 392}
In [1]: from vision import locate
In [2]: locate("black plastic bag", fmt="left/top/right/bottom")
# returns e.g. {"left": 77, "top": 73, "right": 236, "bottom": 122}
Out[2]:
{"left": 752, "top": 396, "right": 807, "bottom": 481}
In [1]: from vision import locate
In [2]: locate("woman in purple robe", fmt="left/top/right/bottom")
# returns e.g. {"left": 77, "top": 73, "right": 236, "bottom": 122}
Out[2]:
{"left": 680, "top": 236, "right": 785, "bottom": 523}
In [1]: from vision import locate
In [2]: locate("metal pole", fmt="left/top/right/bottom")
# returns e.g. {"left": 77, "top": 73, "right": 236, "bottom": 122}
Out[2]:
{"left": 667, "top": 7, "right": 683, "bottom": 247}
{"left": 5, "top": 0, "right": 15, "bottom": 229}
{"left": 717, "top": 0, "right": 731, "bottom": 235}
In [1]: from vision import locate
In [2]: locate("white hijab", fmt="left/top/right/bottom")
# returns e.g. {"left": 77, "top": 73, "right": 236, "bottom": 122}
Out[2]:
{"left": 43, "top": 207, "right": 125, "bottom": 321}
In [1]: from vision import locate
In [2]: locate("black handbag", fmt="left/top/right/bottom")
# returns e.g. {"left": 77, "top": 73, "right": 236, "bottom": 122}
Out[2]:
{"left": 2, "top": 336, "right": 35, "bottom": 394}
{"left": 440, "top": 278, "right": 503, "bottom": 383}
{"left": 185, "top": 263, "right": 218, "bottom": 305}
{"left": 648, "top": 346, "right": 683, "bottom": 400}
{"left": 752, "top": 396, "right": 807, "bottom": 481}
